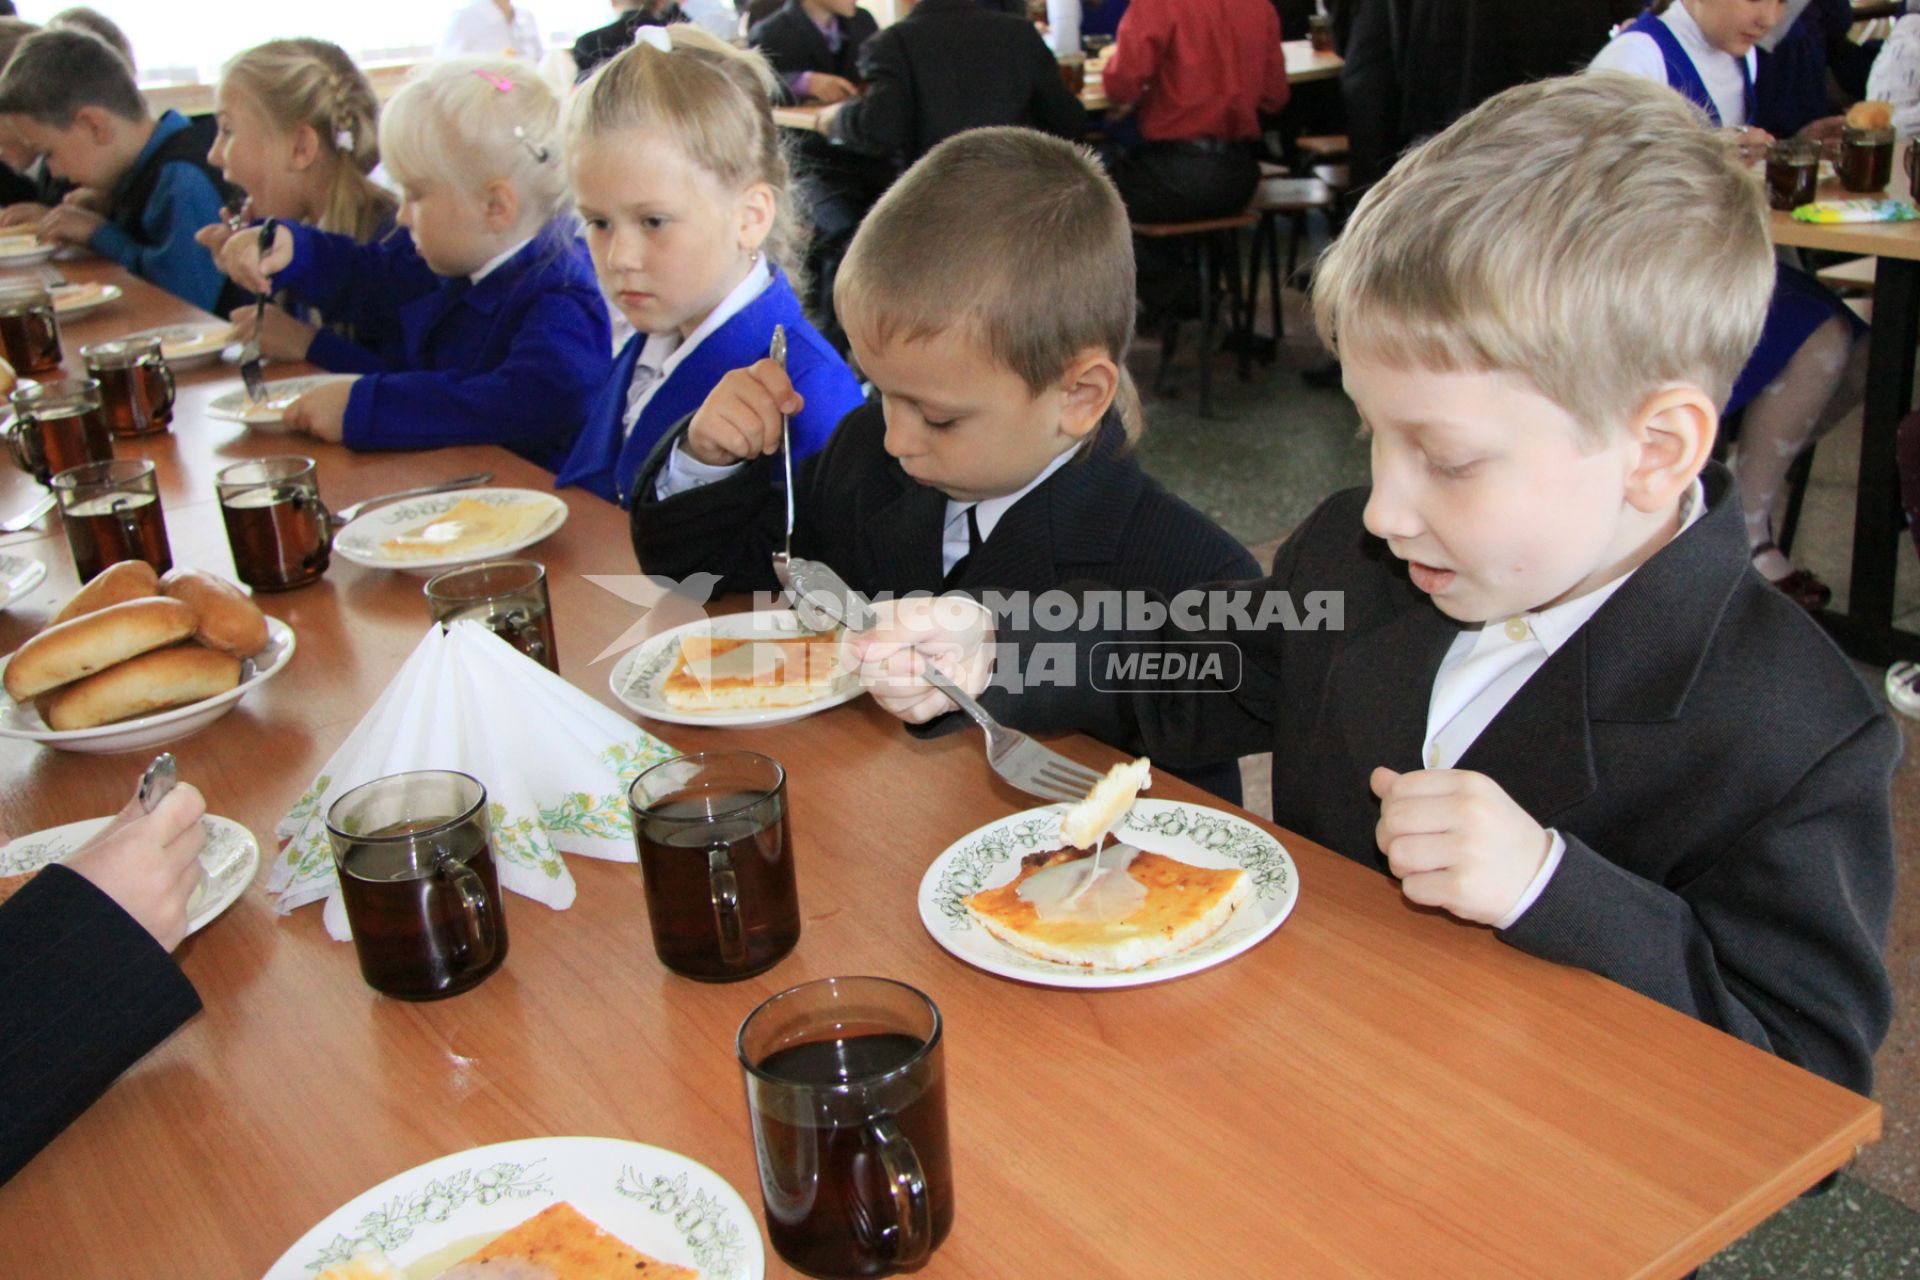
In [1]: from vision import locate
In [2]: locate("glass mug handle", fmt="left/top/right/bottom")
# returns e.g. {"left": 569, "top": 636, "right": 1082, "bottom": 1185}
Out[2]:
{"left": 707, "top": 841, "right": 748, "bottom": 966}
{"left": 109, "top": 494, "right": 141, "bottom": 542}
{"left": 0, "top": 411, "right": 36, "bottom": 477}
{"left": 507, "top": 609, "right": 548, "bottom": 663}
{"left": 147, "top": 354, "right": 177, "bottom": 419}
{"left": 434, "top": 849, "right": 499, "bottom": 971}
{"left": 864, "top": 1114, "right": 931, "bottom": 1270}
{"left": 290, "top": 485, "right": 331, "bottom": 535}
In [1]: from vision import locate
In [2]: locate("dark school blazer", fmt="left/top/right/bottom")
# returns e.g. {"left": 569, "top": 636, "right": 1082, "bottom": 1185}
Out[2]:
{"left": 974, "top": 463, "right": 1898, "bottom": 1096}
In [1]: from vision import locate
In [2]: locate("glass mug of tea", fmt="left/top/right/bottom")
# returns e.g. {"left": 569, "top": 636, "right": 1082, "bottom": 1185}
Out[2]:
{"left": 627, "top": 750, "right": 800, "bottom": 981}
{"left": 82, "top": 336, "right": 175, "bottom": 438}
{"left": 0, "top": 280, "right": 62, "bottom": 375}
{"left": 215, "top": 456, "right": 331, "bottom": 592}
{"left": 1905, "top": 137, "right": 1920, "bottom": 204}
{"left": 738, "top": 977, "right": 955, "bottom": 1279}
{"left": 1838, "top": 124, "right": 1895, "bottom": 193}
{"left": 1765, "top": 138, "right": 1819, "bottom": 212}
{"left": 3, "top": 378, "right": 114, "bottom": 486}
{"left": 325, "top": 770, "right": 509, "bottom": 1000}
{"left": 50, "top": 458, "right": 172, "bottom": 583}
{"left": 424, "top": 559, "right": 558, "bottom": 672}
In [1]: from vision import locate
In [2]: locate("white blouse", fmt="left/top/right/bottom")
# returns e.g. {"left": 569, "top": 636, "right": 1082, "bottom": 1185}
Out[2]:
{"left": 1589, "top": 3, "right": 1756, "bottom": 128}
{"left": 1869, "top": 16, "right": 1920, "bottom": 138}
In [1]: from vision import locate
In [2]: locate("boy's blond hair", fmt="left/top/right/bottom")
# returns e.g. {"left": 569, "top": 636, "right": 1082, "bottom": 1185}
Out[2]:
{"left": 1312, "top": 72, "right": 1775, "bottom": 436}
{"left": 220, "top": 39, "right": 397, "bottom": 243}
{"left": 835, "top": 127, "right": 1143, "bottom": 442}
{"left": 566, "top": 26, "right": 804, "bottom": 291}
{"left": 381, "top": 58, "right": 569, "bottom": 226}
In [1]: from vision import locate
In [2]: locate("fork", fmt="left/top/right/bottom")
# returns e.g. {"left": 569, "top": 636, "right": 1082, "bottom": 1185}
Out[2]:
{"left": 238, "top": 218, "right": 276, "bottom": 405}
{"left": 917, "top": 662, "right": 1102, "bottom": 803}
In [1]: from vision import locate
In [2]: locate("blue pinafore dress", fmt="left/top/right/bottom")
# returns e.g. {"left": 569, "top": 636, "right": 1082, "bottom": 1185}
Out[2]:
{"left": 1628, "top": 11, "right": 1862, "bottom": 413}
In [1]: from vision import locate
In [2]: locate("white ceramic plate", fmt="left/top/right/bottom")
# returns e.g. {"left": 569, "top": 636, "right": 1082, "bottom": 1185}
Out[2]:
{"left": 205, "top": 373, "right": 353, "bottom": 425}
{"left": 119, "top": 322, "right": 235, "bottom": 369}
{"left": 0, "top": 552, "right": 45, "bottom": 610}
{"left": 263, "top": 1136, "right": 764, "bottom": 1280}
{"left": 0, "top": 813, "right": 257, "bottom": 935}
{"left": 332, "top": 487, "right": 568, "bottom": 575}
{"left": 0, "top": 237, "right": 54, "bottom": 265}
{"left": 919, "top": 797, "right": 1299, "bottom": 989}
{"left": 50, "top": 281, "right": 122, "bottom": 317}
{"left": 0, "top": 617, "right": 296, "bottom": 753}
{"left": 610, "top": 610, "right": 859, "bottom": 727}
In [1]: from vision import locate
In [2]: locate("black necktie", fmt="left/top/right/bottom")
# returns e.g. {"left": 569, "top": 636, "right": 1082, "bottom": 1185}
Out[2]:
{"left": 943, "top": 505, "right": 983, "bottom": 588}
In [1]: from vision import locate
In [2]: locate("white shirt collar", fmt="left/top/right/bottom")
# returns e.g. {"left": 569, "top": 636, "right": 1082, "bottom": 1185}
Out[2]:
{"left": 1663, "top": 2, "right": 1758, "bottom": 81}
{"left": 944, "top": 441, "right": 1082, "bottom": 546}
{"left": 470, "top": 234, "right": 535, "bottom": 285}
{"left": 633, "top": 258, "right": 773, "bottom": 381}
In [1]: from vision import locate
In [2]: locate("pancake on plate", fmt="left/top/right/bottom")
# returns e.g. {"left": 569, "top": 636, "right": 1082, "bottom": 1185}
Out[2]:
{"left": 661, "top": 630, "right": 842, "bottom": 711}
{"left": 376, "top": 497, "right": 555, "bottom": 561}
{"left": 443, "top": 1202, "right": 697, "bottom": 1279}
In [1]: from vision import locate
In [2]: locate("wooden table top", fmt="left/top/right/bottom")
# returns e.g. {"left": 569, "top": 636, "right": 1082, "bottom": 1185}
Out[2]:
{"left": 1770, "top": 177, "right": 1920, "bottom": 259}
{"left": 0, "top": 260, "right": 1883, "bottom": 1279}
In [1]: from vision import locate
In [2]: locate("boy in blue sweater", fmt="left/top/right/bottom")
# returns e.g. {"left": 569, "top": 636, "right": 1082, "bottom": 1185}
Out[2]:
{"left": 0, "top": 29, "right": 238, "bottom": 314}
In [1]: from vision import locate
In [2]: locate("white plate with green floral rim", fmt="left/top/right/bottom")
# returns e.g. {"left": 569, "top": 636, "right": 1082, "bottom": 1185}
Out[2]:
{"left": 51, "top": 281, "right": 122, "bottom": 317}
{"left": 118, "top": 321, "right": 235, "bottom": 369}
{"left": 263, "top": 1135, "right": 764, "bottom": 1279}
{"left": 0, "top": 813, "right": 257, "bottom": 935}
{"left": 0, "top": 552, "right": 45, "bottom": 610}
{"left": 332, "top": 487, "right": 568, "bottom": 575}
{"left": 206, "top": 373, "right": 354, "bottom": 425}
{"left": 918, "top": 798, "right": 1299, "bottom": 989}
{"left": 610, "top": 609, "right": 859, "bottom": 728}
{"left": 0, "top": 616, "right": 295, "bottom": 753}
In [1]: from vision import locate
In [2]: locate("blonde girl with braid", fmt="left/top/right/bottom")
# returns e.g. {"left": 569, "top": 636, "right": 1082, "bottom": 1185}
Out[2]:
{"left": 197, "top": 39, "right": 400, "bottom": 367}
{"left": 551, "top": 25, "right": 861, "bottom": 506}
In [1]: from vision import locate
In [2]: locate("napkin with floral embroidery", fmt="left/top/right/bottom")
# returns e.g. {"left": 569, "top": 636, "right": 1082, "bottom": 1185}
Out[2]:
{"left": 266, "top": 620, "right": 677, "bottom": 940}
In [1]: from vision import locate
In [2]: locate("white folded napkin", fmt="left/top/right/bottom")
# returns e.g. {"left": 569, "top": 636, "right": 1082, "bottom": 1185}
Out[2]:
{"left": 267, "top": 620, "right": 678, "bottom": 939}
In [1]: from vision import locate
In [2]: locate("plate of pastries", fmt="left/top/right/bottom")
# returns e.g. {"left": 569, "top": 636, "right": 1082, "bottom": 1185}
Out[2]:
{"left": 611, "top": 609, "right": 857, "bottom": 727}
{"left": 0, "top": 561, "right": 295, "bottom": 753}
{"left": 50, "top": 281, "right": 122, "bottom": 317}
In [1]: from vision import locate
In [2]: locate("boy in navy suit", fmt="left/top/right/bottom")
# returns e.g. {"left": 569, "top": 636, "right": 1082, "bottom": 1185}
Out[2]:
{"left": 0, "top": 29, "right": 239, "bottom": 314}
{"left": 632, "top": 127, "right": 1258, "bottom": 799}
{"left": 851, "top": 75, "right": 1898, "bottom": 1097}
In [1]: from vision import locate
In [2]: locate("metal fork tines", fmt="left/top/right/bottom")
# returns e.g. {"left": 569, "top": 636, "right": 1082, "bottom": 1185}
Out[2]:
{"left": 918, "top": 663, "right": 1102, "bottom": 803}
{"left": 238, "top": 218, "right": 276, "bottom": 404}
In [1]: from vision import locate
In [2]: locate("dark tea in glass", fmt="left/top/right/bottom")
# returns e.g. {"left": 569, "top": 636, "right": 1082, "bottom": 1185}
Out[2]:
{"left": 424, "top": 559, "right": 556, "bottom": 672}
{"left": 83, "top": 337, "right": 175, "bottom": 437}
{"left": 739, "top": 978, "right": 955, "bottom": 1279}
{"left": 1765, "top": 142, "right": 1818, "bottom": 211}
{"left": 216, "top": 456, "right": 330, "bottom": 591}
{"left": 5, "top": 379, "right": 113, "bottom": 485}
{"left": 51, "top": 459, "right": 172, "bottom": 582}
{"left": 628, "top": 751, "right": 799, "bottom": 981}
{"left": 0, "top": 282, "right": 61, "bottom": 375}
{"left": 327, "top": 770, "right": 508, "bottom": 1000}
{"left": 1839, "top": 126, "right": 1894, "bottom": 192}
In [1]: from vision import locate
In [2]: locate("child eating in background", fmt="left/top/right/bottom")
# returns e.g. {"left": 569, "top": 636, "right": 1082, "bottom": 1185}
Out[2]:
{"left": 852, "top": 76, "right": 1896, "bottom": 1096}
{"left": 196, "top": 38, "right": 402, "bottom": 373}
{"left": 633, "top": 127, "right": 1257, "bottom": 799}
{"left": 218, "top": 59, "right": 610, "bottom": 467}
{"left": 0, "top": 29, "right": 241, "bottom": 314}
{"left": 553, "top": 26, "right": 860, "bottom": 507}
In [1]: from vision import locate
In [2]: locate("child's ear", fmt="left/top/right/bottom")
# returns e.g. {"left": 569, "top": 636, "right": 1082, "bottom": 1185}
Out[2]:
{"left": 1622, "top": 384, "right": 1716, "bottom": 514}
{"left": 480, "top": 178, "right": 520, "bottom": 233}
{"left": 288, "top": 123, "right": 321, "bottom": 172}
{"left": 1057, "top": 349, "right": 1121, "bottom": 441}
{"left": 736, "top": 181, "right": 775, "bottom": 257}
{"left": 72, "top": 106, "right": 115, "bottom": 146}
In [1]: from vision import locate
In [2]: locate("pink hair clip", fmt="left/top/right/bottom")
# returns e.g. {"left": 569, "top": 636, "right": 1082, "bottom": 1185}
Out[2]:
{"left": 474, "top": 69, "right": 515, "bottom": 92}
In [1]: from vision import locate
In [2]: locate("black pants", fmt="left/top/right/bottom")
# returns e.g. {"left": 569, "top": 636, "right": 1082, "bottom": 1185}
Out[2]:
{"left": 1113, "top": 143, "right": 1259, "bottom": 317}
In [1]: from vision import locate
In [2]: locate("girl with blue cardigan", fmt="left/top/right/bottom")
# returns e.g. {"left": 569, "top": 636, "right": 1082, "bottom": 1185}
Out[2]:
{"left": 554, "top": 25, "right": 861, "bottom": 507}
{"left": 218, "top": 58, "right": 611, "bottom": 470}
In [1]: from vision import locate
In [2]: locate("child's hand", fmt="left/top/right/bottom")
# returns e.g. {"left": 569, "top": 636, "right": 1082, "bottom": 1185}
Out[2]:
{"left": 218, "top": 222, "right": 294, "bottom": 293}
{"left": 225, "top": 302, "right": 318, "bottom": 362}
{"left": 850, "top": 595, "right": 996, "bottom": 724}
{"left": 1370, "top": 766, "right": 1551, "bottom": 926}
{"left": 1724, "top": 125, "right": 1775, "bottom": 164}
{"left": 282, "top": 377, "right": 356, "bottom": 442}
{"left": 37, "top": 202, "right": 103, "bottom": 247}
{"left": 0, "top": 201, "right": 47, "bottom": 228}
{"left": 806, "top": 74, "right": 859, "bottom": 105}
{"left": 1798, "top": 115, "right": 1846, "bottom": 147}
{"left": 683, "top": 359, "right": 803, "bottom": 466}
{"left": 65, "top": 783, "right": 208, "bottom": 952}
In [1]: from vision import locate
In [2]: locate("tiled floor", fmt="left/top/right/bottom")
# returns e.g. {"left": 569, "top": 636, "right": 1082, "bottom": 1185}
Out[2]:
{"left": 1124, "top": 283, "right": 1920, "bottom": 1275}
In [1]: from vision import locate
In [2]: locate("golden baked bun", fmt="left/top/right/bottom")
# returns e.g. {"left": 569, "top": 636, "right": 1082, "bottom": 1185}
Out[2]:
{"left": 48, "top": 559, "right": 161, "bottom": 627}
{"left": 3, "top": 597, "right": 197, "bottom": 701}
{"left": 1847, "top": 100, "right": 1894, "bottom": 130}
{"left": 161, "top": 568, "right": 269, "bottom": 658}
{"left": 45, "top": 644, "right": 241, "bottom": 729}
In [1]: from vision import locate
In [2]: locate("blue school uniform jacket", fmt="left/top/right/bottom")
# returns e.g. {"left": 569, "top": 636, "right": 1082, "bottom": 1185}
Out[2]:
{"left": 90, "top": 111, "right": 236, "bottom": 314}
{"left": 272, "top": 221, "right": 612, "bottom": 469}
{"left": 553, "top": 268, "right": 862, "bottom": 507}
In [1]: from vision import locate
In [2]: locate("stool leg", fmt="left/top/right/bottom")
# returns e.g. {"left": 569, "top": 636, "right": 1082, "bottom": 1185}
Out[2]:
{"left": 1247, "top": 214, "right": 1269, "bottom": 345}
{"left": 1198, "top": 234, "right": 1214, "bottom": 418}
{"left": 1287, "top": 210, "right": 1305, "bottom": 281}
{"left": 1224, "top": 229, "right": 1251, "bottom": 382}
{"left": 1269, "top": 215, "right": 1285, "bottom": 347}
